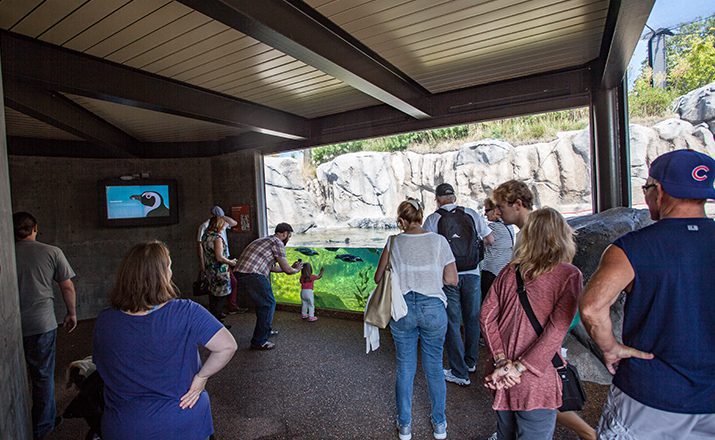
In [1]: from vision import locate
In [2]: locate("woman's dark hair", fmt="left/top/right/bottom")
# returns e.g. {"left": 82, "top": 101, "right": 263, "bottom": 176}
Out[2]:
{"left": 301, "top": 263, "right": 313, "bottom": 283}
{"left": 13, "top": 212, "right": 37, "bottom": 240}
{"left": 110, "top": 241, "right": 179, "bottom": 312}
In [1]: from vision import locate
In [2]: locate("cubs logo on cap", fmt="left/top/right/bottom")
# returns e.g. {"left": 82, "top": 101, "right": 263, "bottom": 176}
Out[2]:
{"left": 649, "top": 150, "right": 715, "bottom": 200}
{"left": 691, "top": 165, "right": 709, "bottom": 182}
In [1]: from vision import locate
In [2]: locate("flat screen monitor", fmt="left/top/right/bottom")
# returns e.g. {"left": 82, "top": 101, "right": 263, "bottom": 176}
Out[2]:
{"left": 99, "top": 179, "right": 178, "bottom": 227}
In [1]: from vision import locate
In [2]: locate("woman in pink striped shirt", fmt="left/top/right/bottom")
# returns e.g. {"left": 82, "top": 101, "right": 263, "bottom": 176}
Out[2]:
{"left": 480, "top": 207, "right": 582, "bottom": 439}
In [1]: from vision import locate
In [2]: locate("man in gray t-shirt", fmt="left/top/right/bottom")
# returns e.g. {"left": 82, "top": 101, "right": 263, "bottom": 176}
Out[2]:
{"left": 13, "top": 212, "right": 77, "bottom": 440}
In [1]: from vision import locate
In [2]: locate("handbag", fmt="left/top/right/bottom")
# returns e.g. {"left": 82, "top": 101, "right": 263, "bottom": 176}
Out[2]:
{"left": 515, "top": 266, "right": 587, "bottom": 412}
{"left": 364, "top": 236, "right": 394, "bottom": 328}
{"left": 192, "top": 273, "right": 210, "bottom": 297}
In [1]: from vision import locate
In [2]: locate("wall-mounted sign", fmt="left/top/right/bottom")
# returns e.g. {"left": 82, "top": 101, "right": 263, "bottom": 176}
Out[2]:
{"left": 231, "top": 205, "right": 252, "bottom": 232}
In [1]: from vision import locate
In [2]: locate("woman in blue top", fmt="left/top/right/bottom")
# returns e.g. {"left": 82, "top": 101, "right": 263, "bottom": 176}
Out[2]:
{"left": 93, "top": 241, "right": 237, "bottom": 440}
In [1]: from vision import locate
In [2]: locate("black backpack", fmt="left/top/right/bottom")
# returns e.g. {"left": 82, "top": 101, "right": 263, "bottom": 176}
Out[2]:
{"left": 437, "top": 207, "right": 484, "bottom": 272}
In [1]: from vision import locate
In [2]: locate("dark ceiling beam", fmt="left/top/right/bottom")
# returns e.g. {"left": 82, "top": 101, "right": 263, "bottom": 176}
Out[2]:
{"left": 5, "top": 79, "right": 140, "bottom": 158}
{"left": 592, "top": 0, "right": 655, "bottom": 90}
{"left": 176, "top": 0, "right": 432, "bottom": 119}
{"left": 6, "top": 137, "right": 116, "bottom": 158}
{"left": 255, "top": 67, "right": 592, "bottom": 154}
{"left": 0, "top": 31, "right": 309, "bottom": 140}
{"left": 8, "top": 68, "right": 592, "bottom": 159}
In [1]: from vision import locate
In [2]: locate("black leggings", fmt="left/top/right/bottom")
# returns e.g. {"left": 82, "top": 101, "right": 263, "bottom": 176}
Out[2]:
{"left": 208, "top": 295, "right": 228, "bottom": 321}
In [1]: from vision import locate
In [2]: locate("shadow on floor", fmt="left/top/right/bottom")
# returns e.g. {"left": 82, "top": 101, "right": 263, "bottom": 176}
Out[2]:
{"left": 49, "top": 308, "right": 608, "bottom": 439}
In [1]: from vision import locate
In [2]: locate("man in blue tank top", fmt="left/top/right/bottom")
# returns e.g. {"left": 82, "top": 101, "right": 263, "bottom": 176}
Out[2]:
{"left": 581, "top": 149, "right": 715, "bottom": 439}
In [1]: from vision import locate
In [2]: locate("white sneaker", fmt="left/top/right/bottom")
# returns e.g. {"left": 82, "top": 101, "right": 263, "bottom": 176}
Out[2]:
{"left": 487, "top": 432, "right": 497, "bottom": 440}
{"left": 397, "top": 422, "right": 412, "bottom": 440}
{"left": 432, "top": 421, "right": 447, "bottom": 439}
{"left": 467, "top": 364, "right": 477, "bottom": 373}
{"left": 443, "top": 369, "right": 471, "bottom": 386}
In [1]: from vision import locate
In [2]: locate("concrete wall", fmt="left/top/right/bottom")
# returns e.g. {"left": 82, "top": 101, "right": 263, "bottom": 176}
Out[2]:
{"left": 0, "top": 90, "right": 31, "bottom": 438}
{"left": 8, "top": 150, "right": 259, "bottom": 321}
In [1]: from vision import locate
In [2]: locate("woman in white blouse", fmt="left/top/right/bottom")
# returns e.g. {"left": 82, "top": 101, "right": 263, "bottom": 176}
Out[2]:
{"left": 375, "top": 199, "right": 458, "bottom": 440}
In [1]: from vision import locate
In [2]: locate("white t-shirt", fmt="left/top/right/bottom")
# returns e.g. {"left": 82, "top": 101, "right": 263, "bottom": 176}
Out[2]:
{"left": 388, "top": 232, "right": 455, "bottom": 305}
{"left": 423, "top": 203, "right": 492, "bottom": 275}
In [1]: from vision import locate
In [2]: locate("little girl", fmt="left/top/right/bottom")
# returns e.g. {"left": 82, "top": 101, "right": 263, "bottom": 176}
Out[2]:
{"left": 300, "top": 263, "right": 324, "bottom": 321}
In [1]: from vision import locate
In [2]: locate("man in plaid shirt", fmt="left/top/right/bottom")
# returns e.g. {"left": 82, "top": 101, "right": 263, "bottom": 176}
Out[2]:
{"left": 235, "top": 223, "right": 303, "bottom": 350}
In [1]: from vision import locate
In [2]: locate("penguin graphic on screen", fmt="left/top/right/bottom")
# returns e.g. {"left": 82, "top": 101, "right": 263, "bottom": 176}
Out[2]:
{"left": 130, "top": 191, "right": 169, "bottom": 217}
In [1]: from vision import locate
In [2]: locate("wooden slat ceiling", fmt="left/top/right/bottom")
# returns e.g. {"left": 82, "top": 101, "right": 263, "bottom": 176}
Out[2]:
{"left": 0, "top": 0, "right": 653, "bottom": 157}
{"left": 4, "top": 106, "right": 82, "bottom": 140}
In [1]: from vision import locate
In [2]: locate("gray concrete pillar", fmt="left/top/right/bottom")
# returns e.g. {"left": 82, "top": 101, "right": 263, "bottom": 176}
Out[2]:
{"left": 0, "top": 51, "right": 32, "bottom": 438}
{"left": 589, "top": 79, "right": 630, "bottom": 212}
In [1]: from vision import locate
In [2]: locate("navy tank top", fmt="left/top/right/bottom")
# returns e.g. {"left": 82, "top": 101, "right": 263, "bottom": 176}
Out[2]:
{"left": 612, "top": 217, "right": 715, "bottom": 414}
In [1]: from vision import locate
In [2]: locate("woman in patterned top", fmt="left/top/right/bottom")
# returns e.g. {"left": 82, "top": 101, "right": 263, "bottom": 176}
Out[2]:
{"left": 201, "top": 216, "right": 237, "bottom": 326}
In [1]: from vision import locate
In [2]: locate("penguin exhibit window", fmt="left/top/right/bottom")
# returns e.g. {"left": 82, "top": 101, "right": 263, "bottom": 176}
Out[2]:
{"left": 99, "top": 179, "right": 178, "bottom": 227}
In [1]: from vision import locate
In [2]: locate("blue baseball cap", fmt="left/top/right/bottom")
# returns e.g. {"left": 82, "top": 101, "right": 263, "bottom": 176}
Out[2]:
{"left": 211, "top": 205, "right": 225, "bottom": 217}
{"left": 649, "top": 150, "right": 715, "bottom": 200}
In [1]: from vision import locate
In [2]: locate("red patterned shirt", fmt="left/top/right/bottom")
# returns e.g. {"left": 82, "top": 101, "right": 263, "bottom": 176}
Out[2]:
{"left": 235, "top": 235, "right": 286, "bottom": 277}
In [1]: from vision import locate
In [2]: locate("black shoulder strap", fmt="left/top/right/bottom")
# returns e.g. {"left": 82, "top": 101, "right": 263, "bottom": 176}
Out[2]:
{"left": 515, "top": 266, "right": 564, "bottom": 369}
{"left": 437, "top": 208, "right": 450, "bottom": 216}
{"left": 505, "top": 223, "right": 514, "bottom": 245}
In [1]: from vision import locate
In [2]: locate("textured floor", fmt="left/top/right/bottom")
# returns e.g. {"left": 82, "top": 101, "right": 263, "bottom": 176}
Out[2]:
{"left": 47, "top": 308, "right": 608, "bottom": 440}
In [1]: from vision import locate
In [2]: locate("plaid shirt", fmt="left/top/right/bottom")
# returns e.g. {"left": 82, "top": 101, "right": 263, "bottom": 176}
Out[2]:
{"left": 235, "top": 235, "right": 286, "bottom": 277}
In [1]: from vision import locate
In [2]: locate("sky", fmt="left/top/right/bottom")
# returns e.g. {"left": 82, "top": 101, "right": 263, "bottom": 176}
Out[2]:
{"left": 627, "top": 0, "right": 715, "bottom": 89}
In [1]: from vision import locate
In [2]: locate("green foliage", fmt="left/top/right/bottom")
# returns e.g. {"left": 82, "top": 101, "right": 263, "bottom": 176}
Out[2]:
{"left": 352, "top": 266, "right": 373, "bottom": 308}
{"left": 665, "top": 15, "right": 715, "bottom": 83}
{"left": 669, "top": 34, "right": 715, "bottom": 95}
{"left": 629, "top": 15, "right": 715, "bottom": 117}
{"left": 629, "top": 67, "right": 679, "bottom": 118}
{"left": 311, "top": 141, "right": 364, "bottom": 165}
{"left": 468, "top": 109, "right": 589, "bottom": 145}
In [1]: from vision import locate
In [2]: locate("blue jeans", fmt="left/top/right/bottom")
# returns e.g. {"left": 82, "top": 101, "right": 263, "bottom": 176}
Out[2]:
{"left": 237, "top": 273, "right": 275, "bottom": 346}
{"left": 443, "top": 273, "right": 481, "bottom": 379}
{"left": 23, "top": 329, "right": 57, "bottom": 439}
{"left": 390, "top": 292, "right": 448, "bottom": 427}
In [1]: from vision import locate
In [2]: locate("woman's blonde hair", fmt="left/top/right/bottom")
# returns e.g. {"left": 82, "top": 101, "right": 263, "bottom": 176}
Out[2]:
{"left": 511, "top": 207, "right": 576, "bottom": 279}
{"left": 110, "top": 241, "right": 179, "bottom": 312}
{"left": 397, "top": 199, "right": 424, "bottom": 226}
{"left": 207, "top": 215, "right": 226, "bottom": 233}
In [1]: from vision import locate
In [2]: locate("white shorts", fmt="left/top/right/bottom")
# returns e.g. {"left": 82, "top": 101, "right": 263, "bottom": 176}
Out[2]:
{"left": 597, "top": 385, "right": 715, "bottom": 439}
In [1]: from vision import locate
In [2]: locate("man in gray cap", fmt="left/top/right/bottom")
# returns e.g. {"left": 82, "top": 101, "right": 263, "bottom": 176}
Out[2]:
{"left": 197, "top": 205, "right": 245, "bottom": 314}
{"left": 581, "top": 149, "right": 715, "bottom": 439}
{"left": 424, "top": 183, "right": 494, "bottom": 386}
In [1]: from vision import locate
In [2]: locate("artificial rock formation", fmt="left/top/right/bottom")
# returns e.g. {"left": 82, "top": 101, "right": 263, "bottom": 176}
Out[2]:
{"left": 266, "top": 120, "right": 714, "bottom": 230}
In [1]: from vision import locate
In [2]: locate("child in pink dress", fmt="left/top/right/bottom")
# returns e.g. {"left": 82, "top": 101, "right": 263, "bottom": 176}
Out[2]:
{"left": 299, "top": 263, "right": 324, "bottom": 321}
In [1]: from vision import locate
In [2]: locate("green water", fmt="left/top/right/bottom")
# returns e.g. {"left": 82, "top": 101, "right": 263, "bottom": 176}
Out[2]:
{"left": 271, "top": 246, "right": 383, "bottom": 312}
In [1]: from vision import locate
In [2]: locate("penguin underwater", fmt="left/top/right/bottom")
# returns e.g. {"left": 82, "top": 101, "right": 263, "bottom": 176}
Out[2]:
{"left": 130, "top": 191, "right": 170, "bottom": 217}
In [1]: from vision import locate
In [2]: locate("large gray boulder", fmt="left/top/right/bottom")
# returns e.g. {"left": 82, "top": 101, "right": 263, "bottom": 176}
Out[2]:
{"left": 674, "top": 82, "right": 715, "bottom": 130}
{"left": 564, "top": 208, "right": 653, "bottom": 385}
